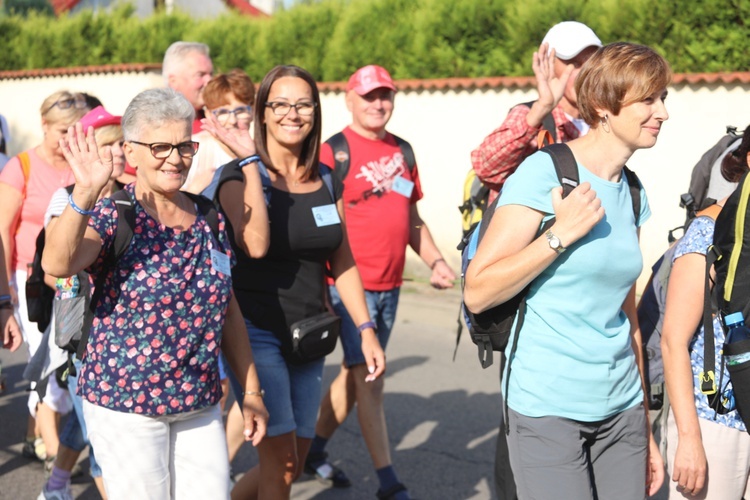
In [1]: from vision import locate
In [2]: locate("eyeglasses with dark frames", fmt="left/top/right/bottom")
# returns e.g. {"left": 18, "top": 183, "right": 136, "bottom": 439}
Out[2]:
{"left": 212, "top": 105, "right": 253, "bottom": 123}
{"left": 129, "top": 140, "right": 199, "bottom": 159}
{"left": 43, "top": 94, "right": 89, "bottom": 115}
{"left": 265, "top": 101, "right": 317, "bottom": 117}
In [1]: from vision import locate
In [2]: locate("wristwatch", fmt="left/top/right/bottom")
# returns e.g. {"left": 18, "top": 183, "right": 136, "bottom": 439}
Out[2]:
{"left": 545, "top": 230, "right": 566, "bottom": 254}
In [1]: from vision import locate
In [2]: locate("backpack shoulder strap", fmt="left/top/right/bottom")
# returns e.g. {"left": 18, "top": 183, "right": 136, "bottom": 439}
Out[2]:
{"left": 519, "top": 101, "right": 557, "bottom": 143}
{"left": 325, "top": 132, "right": 351, "bottom": 181}
{"left": 184, "top": 191, "right": 220, "bottom": 241}
{"left": 319, "top": 164, "right": 335, "bottom": 202}
{"left": 622, "top": 166, "right": 642, "bottom": 227}
{"left": 214, "top": 158, "right": 272, "bottom": 208}
{"left": 541, "top": 143, "right": 579, "bottom": 198}
{"left": 77, "top": 189, "right": 135, "bottom": 359}
{"left": 18, "top": 151, "right": 31, "bottom": 197}
{"left": 392, "top": 134, "right": 416, "bottom": 172}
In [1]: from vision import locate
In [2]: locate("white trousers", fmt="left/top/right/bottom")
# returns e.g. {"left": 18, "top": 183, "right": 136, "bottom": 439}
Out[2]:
{"left": 666, "top": 409, "right": 750, "bottom": 499}
{"left": 83, "top": 402, "right": 231, "bottom": 500}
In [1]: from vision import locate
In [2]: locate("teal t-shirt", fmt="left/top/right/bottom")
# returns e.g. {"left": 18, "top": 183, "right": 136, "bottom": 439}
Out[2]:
{"left": 498, "top": 150, "right": 651, "bottom": 421}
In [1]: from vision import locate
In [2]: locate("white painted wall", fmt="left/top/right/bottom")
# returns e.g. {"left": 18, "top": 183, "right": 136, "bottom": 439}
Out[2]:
{"left": 1, "top": 71, "right": 748, "bottom": 286}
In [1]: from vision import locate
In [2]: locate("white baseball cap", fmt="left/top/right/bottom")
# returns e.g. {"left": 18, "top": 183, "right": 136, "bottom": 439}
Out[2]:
{"left": 542, "top": 21, "right": 602, "bottom": 60}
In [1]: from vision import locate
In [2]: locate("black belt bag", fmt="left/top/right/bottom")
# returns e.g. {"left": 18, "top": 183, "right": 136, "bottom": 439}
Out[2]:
{"left": 287, "top": 312, "right": 341, "bottom": 365}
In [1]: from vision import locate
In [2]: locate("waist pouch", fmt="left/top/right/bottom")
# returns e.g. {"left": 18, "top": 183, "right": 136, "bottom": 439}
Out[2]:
{"left": 285, "top": 312, "right": 340, "bottom": 365}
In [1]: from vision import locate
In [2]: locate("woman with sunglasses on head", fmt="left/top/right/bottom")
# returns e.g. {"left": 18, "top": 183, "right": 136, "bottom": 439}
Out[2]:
{"left": 183, "top": 68, "right": 256, "bottom": 199}
{"left": 42, "top": 87, "right": 268, "bottom": 500}
{"left": 222, "top": 65, "right": 385, "bottom": 500}
{"left": 0, "top": 90, "right": 94, "bottom": 465}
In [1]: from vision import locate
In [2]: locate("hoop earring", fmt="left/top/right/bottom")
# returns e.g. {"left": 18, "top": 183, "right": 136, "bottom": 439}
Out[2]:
{"left": 601, "top": 114, "right": 610, "bottom": 133}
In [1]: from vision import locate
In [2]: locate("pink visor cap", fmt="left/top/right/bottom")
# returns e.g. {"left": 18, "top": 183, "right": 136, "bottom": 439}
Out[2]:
{"left": 79, "top": 106, "right": 121, "bottom": 130}
{"left": 542, "top": 21, "right": 602, "bottom": 60}
{"left": 346, "top": 65, "right": 397, "bottom": 96}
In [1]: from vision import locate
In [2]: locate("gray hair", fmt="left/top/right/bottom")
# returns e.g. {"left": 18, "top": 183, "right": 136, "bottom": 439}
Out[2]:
{"left": 162, "top": 41, "right": 210, "bottom": 81}
{"left": 122, "top": 88, "right": 195, "bottom": 141}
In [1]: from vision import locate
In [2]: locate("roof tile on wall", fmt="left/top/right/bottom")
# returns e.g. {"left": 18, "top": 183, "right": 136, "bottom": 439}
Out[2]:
{"left": 0, "top": 64, "right": 748, "bottom": 89}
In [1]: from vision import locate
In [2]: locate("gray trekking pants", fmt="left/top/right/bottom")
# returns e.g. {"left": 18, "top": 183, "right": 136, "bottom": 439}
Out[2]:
{"left": 507, "top": 403, "right": 648, "bottom": 500}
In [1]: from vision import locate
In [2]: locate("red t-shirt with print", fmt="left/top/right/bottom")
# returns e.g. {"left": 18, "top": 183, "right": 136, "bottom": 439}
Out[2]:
{"left": 321, "top": 126, "right": 423, "bottom": 291}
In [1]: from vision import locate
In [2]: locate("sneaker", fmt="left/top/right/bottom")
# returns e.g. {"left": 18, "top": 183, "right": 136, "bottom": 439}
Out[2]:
{"left": 37, "top": 482, "right": 73, "bottom": 500}
{"left": 376, "top": 482, "right": 410, "bottom": 500}
{"left": 304, "top": 451, "right": 351, "bottom": 488}
{"left": 22, "top": 437, "right": 46, "bottom": 462}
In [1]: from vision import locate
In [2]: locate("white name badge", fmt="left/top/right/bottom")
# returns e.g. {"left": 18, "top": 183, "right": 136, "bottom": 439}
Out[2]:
{"left": 392, "top": 176, "right": 414, "bottom": 198}
{"left": 211, "top": 249, "right": 231, "bottom": 275}
{"left": 312, "top": 204, "right": 341, "bottom": 227}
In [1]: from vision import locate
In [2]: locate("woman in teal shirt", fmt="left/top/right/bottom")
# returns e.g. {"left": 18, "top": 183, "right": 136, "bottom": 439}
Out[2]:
{"left": 465, "top": 42, "right": 671, "bottom": 499}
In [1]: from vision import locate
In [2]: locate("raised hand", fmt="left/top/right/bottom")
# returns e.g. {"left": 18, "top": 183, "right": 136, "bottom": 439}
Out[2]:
{"left": 201, "top": 111, "right": 256, "bottom": 159}
{"left": 532, "top": 42, "right": 574, "bottom": 115}
{"left": 59, "top": 122, "right": 113, "bottom": 197}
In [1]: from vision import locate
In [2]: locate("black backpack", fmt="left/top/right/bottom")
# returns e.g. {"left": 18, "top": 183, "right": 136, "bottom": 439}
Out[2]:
{"left": 701, "top": 171, "right": 750, "bottom": 428}
{"left": 459, "top": 143, "right": 642, "bottom": 370}
{"left": 26, "top": 185, "right": 78, "bottom": 333}
{"left": 75, "top": 189, "right": 220, "bottom": 359}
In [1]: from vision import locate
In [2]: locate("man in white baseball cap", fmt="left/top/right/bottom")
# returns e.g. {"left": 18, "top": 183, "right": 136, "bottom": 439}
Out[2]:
{"left": 471, "top": 21, "right": 602, "bottom": 205}
{"left": 470, "top": 20, "right": 602, "bottom": 500}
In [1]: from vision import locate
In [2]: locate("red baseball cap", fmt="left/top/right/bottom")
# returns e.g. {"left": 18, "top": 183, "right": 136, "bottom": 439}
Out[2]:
{"left": 346, "top": 65, "right": 397, "bottom": 96}
{"left": 79, "top": 106, "right": 121, "bottom": 130}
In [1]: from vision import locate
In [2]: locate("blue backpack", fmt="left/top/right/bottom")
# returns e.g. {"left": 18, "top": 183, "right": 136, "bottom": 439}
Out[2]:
{"left": 458, "top": 143, "right": 642, "bottom": 369}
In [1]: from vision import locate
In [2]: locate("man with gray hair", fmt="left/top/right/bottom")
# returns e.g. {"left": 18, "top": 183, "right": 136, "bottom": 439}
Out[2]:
{"left": 163, "top": 41, "right": 213, "bottom": 133}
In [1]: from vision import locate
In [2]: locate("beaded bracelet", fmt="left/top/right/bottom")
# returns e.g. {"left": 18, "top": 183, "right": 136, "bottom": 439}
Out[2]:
{"left": 68, "top": 193, "right": 96, "bottom": 216}
{"left": 242, "top": 389, "right": 265, "bottom": 398}
{"left": 239, "top": 155, "right": 261, "bottom": 167}
{"left": 357, "top": 321, "right": 377, "bottom": 335}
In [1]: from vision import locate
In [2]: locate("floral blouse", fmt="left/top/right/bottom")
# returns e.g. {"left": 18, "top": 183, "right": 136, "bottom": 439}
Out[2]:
{"left": 79, "top": 186, "right": 234, "bottom": 415}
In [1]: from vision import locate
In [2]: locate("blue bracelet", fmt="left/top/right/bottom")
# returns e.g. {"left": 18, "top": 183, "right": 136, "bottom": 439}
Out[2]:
{"left": 68, "top": 193, "right": 96, "bottom": 216}
{"left": 357, "top": 321, "right": 377, "bottom": 335}
{"left": 239, "top": 155, "right": 261, "bottom": 167}
{"left": 0, "top": 294, "right": 10, "bottom": 302}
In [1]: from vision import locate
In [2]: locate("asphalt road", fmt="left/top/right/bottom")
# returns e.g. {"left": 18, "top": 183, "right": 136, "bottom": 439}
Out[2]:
{"left": 0, "top": 283, "right": 503, "bottom": 500}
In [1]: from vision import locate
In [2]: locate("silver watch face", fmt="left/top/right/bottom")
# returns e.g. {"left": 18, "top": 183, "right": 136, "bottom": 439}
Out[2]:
{"left": 549, "top": 235, "right": 561, "bottom": 249}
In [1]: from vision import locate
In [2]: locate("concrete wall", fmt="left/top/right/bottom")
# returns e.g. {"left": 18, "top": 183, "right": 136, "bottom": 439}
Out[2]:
{"left": 2, "top": 70, "right": 748, "bottom": 286}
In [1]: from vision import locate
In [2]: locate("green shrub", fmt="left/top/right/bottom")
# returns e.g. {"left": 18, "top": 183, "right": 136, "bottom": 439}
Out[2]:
{"left": 0, "top": 0, "right": 747, "bottom": 78}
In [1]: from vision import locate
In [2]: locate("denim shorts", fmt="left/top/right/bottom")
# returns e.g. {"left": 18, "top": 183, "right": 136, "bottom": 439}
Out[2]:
{"left": 229, "top": 318, "right": 325, "bottom": 439}
{"left": 59, "top": 358, "right": 102, "bottom": 477}
{"left": 329, "top": 286, "right": 400, "bottom": 368}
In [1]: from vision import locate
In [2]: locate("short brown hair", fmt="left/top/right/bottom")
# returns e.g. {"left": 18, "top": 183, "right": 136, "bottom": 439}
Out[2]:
{"left": 576, "top": 42, "right": 672, "bottom": 126}
{"left": 203, "top": 69, "right": 256, "bottom": 110}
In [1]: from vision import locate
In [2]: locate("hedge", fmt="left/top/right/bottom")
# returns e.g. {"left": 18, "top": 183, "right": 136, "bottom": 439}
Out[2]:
{"left": 0, "top": 0, "right": 747, "bottom": 81}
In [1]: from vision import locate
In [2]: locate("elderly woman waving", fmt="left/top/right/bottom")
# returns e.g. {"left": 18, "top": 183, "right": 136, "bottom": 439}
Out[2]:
{"left": 42, "top": 88, "right": 268, "bottom": 500}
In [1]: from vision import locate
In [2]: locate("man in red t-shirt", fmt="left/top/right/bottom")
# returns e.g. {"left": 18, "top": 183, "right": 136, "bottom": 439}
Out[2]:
{"left": 305, "top": 65, "right": 455, "bottom": 499}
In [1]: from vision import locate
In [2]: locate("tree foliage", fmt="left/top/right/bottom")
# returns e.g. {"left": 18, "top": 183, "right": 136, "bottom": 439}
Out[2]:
{"left": 0, "top": 0, "right": 747, "bottom": 81}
